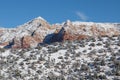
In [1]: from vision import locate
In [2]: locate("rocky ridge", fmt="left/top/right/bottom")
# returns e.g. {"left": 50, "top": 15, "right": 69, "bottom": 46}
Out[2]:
{"left": 0, "top": 17, "right": 120, "bottom": 48}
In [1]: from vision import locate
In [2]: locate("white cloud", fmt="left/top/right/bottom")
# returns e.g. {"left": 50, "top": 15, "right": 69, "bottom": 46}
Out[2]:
{"left": 76, "top": 11, "right": 88, "bottom": 21}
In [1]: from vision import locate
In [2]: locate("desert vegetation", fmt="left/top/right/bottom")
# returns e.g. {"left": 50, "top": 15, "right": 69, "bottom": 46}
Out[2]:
{"left": 0, "top": 36, "right": 120, "bottom": 80}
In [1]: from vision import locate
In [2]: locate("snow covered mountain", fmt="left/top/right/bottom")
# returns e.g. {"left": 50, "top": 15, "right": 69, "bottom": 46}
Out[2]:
{"left": 0, "top": 17, "right": 120, "bottom": 48}
{"left": 0, "top": 17, "right": 120, "bottom": 80}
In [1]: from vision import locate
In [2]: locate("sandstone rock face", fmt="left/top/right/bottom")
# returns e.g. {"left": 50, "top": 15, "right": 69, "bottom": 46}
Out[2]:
{"left": 63, "top": 32, "right": 88, "bottom": 40}
{"left": 0, "top": 17, "right": 120, "bottom": 48}
{"left": 12, "top": 37, "right": 22, "bottom": 48}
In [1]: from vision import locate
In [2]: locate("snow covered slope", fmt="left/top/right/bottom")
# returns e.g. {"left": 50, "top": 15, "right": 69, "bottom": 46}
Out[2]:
{"left": 0, "top": 36, "right": 120, "bottom": 80}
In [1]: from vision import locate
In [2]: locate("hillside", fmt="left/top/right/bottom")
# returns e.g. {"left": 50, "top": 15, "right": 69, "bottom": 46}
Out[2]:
{"left": 0, "top": 36, "right": 120, "bottom": 80}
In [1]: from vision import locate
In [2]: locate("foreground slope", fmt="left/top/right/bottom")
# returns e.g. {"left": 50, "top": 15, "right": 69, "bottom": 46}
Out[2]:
{"left": 0, "top": 36, "right": 120, "bottom": 80}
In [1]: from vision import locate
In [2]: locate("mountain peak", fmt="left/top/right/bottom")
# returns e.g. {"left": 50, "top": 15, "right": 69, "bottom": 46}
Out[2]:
{"left": 24, "top": 16, "right": 47, "bottom": 26}
{"left": 35, "top": 16, "right": 46, "bottom": 21}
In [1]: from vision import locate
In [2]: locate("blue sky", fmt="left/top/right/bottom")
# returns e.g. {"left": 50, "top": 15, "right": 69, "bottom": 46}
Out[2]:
{"left": 0, "top": 0, "right": 120, "bottom": 28}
